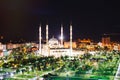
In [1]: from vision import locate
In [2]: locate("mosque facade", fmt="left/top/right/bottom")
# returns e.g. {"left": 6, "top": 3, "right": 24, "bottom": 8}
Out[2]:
{"left": 39, "top": 24, "right": 76, "bottom": 57}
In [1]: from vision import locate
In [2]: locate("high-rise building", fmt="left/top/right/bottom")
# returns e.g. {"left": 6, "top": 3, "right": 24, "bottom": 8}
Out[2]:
{"left": 102, "top": 37, "right": 111, "bottom": 46}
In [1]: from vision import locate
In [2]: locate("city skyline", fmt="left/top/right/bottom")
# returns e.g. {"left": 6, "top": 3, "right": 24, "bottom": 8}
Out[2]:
{"left": 0, "top": 0, "right": 120, "bottom": 42}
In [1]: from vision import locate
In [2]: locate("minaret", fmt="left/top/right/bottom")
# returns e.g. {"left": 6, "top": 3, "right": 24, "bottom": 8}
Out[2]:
{"left": 46, "top": 24, "right": 48, "bottom": 45}
{"left": 70, "top": 23, "right": 72, "bottom": 56}
{"left": 61, "top": 24, "right": 63, "bottom": 47}
{"left": 39, "top": 25, "right": 41, "bottom": 55}
{"left": 46, "top": 24, "right": 49, "bottom": 56}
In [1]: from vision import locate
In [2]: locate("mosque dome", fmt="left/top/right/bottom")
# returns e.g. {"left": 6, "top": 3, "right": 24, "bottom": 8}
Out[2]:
{"left": 49, "top": 37, "right": 58, "bottom": 45}
{"left": 49, "top": 37, "right": 59, "bottom": 48}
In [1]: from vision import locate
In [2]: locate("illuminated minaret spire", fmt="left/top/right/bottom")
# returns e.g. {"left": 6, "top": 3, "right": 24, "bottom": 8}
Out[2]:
{"left": 61, "top": 24, "right": 63, "bottom": 47}
{"left": 70, "top": 23, "right": 72, "bottom": 56}
{"left": 46, "top": 24, "right": 48, "bottom": 45}
{"left": 39, "top": 25, "right": 41, "bottom": 54}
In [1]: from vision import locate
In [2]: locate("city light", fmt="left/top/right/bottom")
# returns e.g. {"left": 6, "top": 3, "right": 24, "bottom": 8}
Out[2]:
{"left": 59, "top": 36, "right": 64, "bottom": 40}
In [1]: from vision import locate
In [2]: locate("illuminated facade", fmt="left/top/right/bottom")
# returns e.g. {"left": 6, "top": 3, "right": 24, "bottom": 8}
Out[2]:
{"left": 64, "top": 42, "right": 77, "bottom": 48}
{"left": 102, "top": 37, "right": 111, "bottom": 46}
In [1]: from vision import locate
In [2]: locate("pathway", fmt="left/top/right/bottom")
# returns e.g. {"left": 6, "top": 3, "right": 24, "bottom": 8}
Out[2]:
{"left": 114, "top": 64, "right": 120, "bottom": 80}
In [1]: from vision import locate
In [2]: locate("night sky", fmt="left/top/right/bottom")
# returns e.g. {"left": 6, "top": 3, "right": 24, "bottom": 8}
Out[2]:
{"left": 0, "top": 0, "right": 120, "bottom": 43}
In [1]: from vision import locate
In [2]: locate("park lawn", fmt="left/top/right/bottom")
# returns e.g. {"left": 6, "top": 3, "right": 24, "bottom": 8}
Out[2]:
{"left": 49, "top": 75, "right": 114, "bottom": 80}
{"left": 16, "top": 74, "right": 35, "bottom": 78}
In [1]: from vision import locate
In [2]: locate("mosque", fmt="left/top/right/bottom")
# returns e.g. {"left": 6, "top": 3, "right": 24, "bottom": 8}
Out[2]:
{"left": 38, "top": 24, "right": 84, "bottom": 57}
